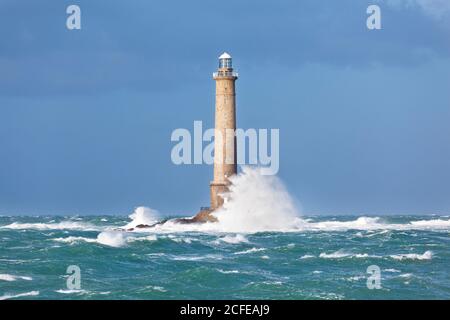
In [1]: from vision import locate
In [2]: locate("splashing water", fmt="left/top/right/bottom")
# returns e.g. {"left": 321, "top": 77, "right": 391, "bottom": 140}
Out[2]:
{"left": 142, "top": 166, "right": 302, "bottom": 234}
{"left": 212, "top": 166, "right": 301, "bottom": 232}
{"left": 96, "top": 231, "right": 127, "bottom": 247}
{"left": 124, "top": 167, "right": 450, "bottom": 234}
{"left": 123, "top": 206, "right": 160, "bottom": 230}
{"left": 94, "top": 207, "right": 160, "bottom": 246}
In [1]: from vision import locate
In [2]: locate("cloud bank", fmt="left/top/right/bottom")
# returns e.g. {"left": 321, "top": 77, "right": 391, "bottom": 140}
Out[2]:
{"left": 386, "top": 0, "right": 450, "bottom": 19}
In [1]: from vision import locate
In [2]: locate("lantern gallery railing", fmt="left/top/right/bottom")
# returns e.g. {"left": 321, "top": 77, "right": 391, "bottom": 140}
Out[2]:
{"left": 213, "top": 71, "right": 239, "bottom": 78}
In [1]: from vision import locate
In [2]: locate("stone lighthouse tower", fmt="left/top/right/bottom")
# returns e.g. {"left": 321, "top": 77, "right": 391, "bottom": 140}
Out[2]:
{"left": 165, "top": 53, "right": 239, "bottom": 225}
{"left": 210, "top": 52, "right": 238, "bottom": 210}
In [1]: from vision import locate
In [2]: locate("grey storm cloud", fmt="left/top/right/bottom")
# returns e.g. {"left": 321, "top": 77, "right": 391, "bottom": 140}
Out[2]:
{"left": 0, "top": 0, "right": 448, "bottom": 97}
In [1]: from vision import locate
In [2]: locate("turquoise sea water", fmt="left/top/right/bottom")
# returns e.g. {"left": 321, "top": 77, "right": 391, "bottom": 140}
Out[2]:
{"left": 0, "top": 215, "right": 449, "bottom": 300}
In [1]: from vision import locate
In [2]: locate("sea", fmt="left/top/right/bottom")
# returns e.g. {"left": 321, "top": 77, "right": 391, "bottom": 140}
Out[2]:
{"left": 1, "top": 213, "right": 449, "bottom": 300}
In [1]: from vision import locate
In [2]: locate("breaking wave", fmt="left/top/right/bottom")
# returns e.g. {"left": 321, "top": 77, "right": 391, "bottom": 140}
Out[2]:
{"left": 51, "top": 233, "right": 126, "bottom": 247}
{"left": 123, "top": 206, "right": 159, "bottom": 230}
{"left": 216, "top": 269, "right": 240, "bottom": 274}
{"left": 147, "top": 166, "right": 302, "bottom": 233}
{"left": 0, "top": 221, "right": 99, "bottom": 231}
{"left": 96, "top": 231, "right": 127, "bottom": 247}
{"left": 52, "top": 232, "right": 158, "bottom": 248}
{"left": 216, "top": 234, "right": 249, "bottom": 244}
{"left": 0, "top": 274, "right": 33, "bottom": 282}
{"left": 55, "top": 289, "right": 89, "bottom": 295}
{"left": 0, "top": 291, "right": 39, "bottom": 300}
{"left": 147, "top": 215, "right": 450, "bottom": 234}
{"left": 297, "top": 217, "right": 450, "bottom": 232}
{"left": 119, "top": 167, "right": 450, "bottom": 234}
{"left": 234, "top": 247, "right": 266, "bottom": 255}
{"left": 299, "top": 250, "right": 433, "bottom": 261}
{"left": 52, "top": 236, "right": 98, "bottom": 244}
{"left": 389, "top": 251, "right": 433, "bottom": 261}
{"left": 211, "top": 167, "right": 300, "bottom": 232}
{"left": 319, "top": 250, "right": 376, "bottom": 259}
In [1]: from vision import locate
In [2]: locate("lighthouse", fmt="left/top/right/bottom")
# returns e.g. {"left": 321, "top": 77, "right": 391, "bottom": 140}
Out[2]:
{"left": 210, "top": 52, "right": 238, "bottom": 210}
{"left": 174, "top": 53, "right": 239, "bottom": 224}
{"left": 130, "top": 54, "right": 241, "bottom": 228}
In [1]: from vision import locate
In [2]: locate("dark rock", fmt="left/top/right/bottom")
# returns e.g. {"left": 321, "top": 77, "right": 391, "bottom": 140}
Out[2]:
{"left": 174, "top": 209, "right": 218, "bottom": 224}
{"left": 135, "top": 224, "right": 151, "bottom": 229}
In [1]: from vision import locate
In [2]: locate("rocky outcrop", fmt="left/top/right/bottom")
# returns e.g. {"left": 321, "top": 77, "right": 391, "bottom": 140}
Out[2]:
{"left": 174, "top": 209, "right": 218, "bottom": 224}
{"left": 121, "top": 210, "right": 217, "bottom": 231}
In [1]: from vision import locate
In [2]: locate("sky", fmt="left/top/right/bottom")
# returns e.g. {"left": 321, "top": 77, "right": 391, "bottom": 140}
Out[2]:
{"left": 0, "top": 0, "right": 449, "bottom": 216}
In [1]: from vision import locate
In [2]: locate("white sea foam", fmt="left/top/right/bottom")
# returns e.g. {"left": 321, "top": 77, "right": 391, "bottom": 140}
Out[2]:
{"left": 53, "top": 233, "right": 161, "bottom": 247}
{"left": 147, "top": 214, "right": 450, "bottom": 234}
{"left": 365, "top": 230, "right": 390, "bottom": 237}
{"left": 55, "top": 289, "right": 88, "bottom": 295}
{"left": 235, "top": 247, "right": 266, "bottom": 255}
{"left": 347, "top": 275, "right": 366, "bottom": 281}
{"left": 175, "top": 237, "right": 192, "bottom": 244}
{"left": 148, "top": 286, "right": 167, "bottom": 292}
{"left": 96, "top": 231, "right": 127, "bottom": 247}
{"left": 217, "top": 269, "right": 240, "bottom": 274}
{"left": 0, "top": 291, "right": 39, "bottom": 300}
{"left": 307, "top": 217, "right": 450, "bottom": 232}
{"left": 319, "top": 250, "right": 377, "bottom": 259}
{"left": 384, "top": 268, "right": 401, "bottom": 273}
{"left": 128, "top": 234, "right": 158, "bottom": 242}
{"left": 218, "top": 234, "right": 249, "bottom": 244}
{"left": 319, "top": 251, "right": 353, "bottom": 259}
{"left": 0, "top": 274, "right": 32, "bottom": 282}
{"left": 0, "top": 221, "right": 99, "bottom": 231}
{"left": 212, "top": 167, "right": 301, "bottom": 233}
{"left": 409, "top": 219, "right": 450, "bottom": 229}
{"left": 171, "top": 255, "right": 204, "bottom": 261}
{"left": 167, "top": 235, "right": 194, "bottom": 244}
{"left": 261, "top": 280, "right": 283, "bottom": 285}
{"left": 299, "top": 254, "right": 315, "bottom": 259}
{"left": 52, "top": 236, "right": 97, "bottom": 244}
{"left": 171, "top": 254, "right": 223, "bottom": 261}
{"left": 389, "top": 251, "right": 433, "bottom": 260}
{"left": 398, "top": 273, "right": 413, "bottom": 278}
{"left": 0, "top": 259, "right": 28, "bottom": 264}
{"left": 304, "top": 217, "right": 388, "bottom": 232}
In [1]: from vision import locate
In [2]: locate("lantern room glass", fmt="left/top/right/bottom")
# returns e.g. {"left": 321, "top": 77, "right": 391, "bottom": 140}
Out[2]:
{"left": 219, "top": 58, "right": 232, "bottom": 69}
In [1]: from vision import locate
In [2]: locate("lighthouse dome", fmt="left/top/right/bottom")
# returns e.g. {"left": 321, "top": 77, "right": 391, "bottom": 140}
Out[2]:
{"left": 219, "top": 52, "right": 232, "bottom": 59}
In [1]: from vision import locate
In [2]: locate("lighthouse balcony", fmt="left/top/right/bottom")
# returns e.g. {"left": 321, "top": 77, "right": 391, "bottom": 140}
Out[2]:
{"left": 213, "top": 71, "right": 238, "bottom": 78}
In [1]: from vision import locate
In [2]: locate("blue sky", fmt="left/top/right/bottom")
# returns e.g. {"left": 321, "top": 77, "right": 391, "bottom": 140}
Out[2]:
{"left": 0, "top": 0, "right": 449, "bottom": 215}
